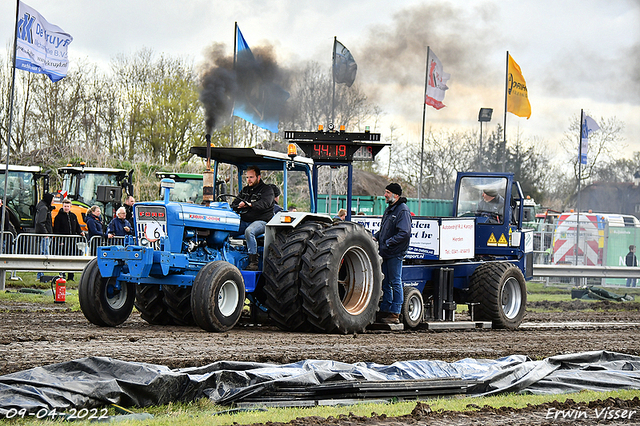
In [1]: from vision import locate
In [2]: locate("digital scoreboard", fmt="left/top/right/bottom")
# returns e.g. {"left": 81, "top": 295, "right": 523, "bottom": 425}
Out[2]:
{"left": 284, "top": 129, "right": 388, "bottom": 163}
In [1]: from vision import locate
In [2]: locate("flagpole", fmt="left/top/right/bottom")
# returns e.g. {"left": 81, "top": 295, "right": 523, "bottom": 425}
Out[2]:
{"left": 331, "top": 36, "right": 336, "bottom": 127}
{"left": 231, "top": 22, "right": 238, "bottom": 148}
{"left": 575, "top": 109, "right": 584, "bottom": 269}
{"left": 1, "top": 0, "right": 21, "bottom": 258}
{"left": 417, "top": 46, "right": 430, "bottom": 216}
{"left": 502, "top": 51, "right": 508, "bottom": 173}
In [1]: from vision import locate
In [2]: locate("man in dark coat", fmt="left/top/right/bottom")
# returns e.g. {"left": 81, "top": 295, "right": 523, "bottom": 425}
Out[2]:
{"left": 0, "top": 199, "right": 17, "bottom": 254}
{"left": 123, "top": 195, "right": 135, "bottom": 225}
{"left": 53, "top": 198, "right": 84, "bottom": 280}
{"left": 374, "top": 183, "right": 412, "bottom": 324}
{"left": 230, "top": 166, "right": 274, "bottom": 270}
{"left": 270, "top": 184, "right": 283, "bottom": 214}
{"left": 35, "top": 193, "right": 54, "bottom": 235}
{"left": 35, "top": 193, "right": 54, "bottom": 279}
{"left": 107, "top": 207, "right": 133, "bottom": 238}
{"left": 626, "top": 245, "right": 638, "bottom": 288}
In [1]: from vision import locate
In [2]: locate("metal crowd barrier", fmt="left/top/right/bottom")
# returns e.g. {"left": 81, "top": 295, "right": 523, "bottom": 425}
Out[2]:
{"left": 0, "top": 233, "right": 127, "bottom": 290}
{"left": 7, "top": 233, "right": 124, "bottom": 256}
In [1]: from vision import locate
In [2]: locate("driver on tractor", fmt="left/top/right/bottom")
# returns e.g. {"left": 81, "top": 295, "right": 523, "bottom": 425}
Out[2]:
{"left": 230, "top": 165, "right": 274, "bottom": 270}
{"left": 477, "top": 188, "right": 504, "bottom": 223}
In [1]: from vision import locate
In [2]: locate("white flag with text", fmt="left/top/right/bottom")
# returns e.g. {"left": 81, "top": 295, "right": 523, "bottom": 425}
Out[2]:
{"left": 15, "top": 1, "right": 73, "bottom": 82}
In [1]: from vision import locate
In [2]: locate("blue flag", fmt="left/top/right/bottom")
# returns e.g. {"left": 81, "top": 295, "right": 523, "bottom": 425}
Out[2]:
{"left": 234, "top": 26, "right": 289, "bottom": 133}
{"left": 15, "top": 1, "right": 73, "bottom": 82}
{"left": 580, "top": 114, "right": 600, "bottom": 165}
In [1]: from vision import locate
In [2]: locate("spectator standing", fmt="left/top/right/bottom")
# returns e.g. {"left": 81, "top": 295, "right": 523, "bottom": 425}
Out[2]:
{"left": 123, "top": 195, "right": 135, "bottom": 225}
{"left": 270, "top": 184, "right": 283, "bottom": 214}
{"left": 373, "top": 183, "right": 412, "bottom": 324}
{"left": 0, "top": 199, "right": 17, "bottom": 237}
{"left": 333, "top": 208, "right": 347, "bottom": 223}
{"left": 53, "top": 198, "right": 84, "bottom": 281}
{"left": 0, "top": 199, "right": 17, "bottom": 254}
{"left": 626, "top": 245, "right": 638, "bottom": 288}
{"left": 85, "top": 205, "right": 104, "bottom": 240}
{"left": 107, "top": 207, "right": 133, "bottom": 238}
{"left": 35, "top": 193, "right": 54, "bottom": 280}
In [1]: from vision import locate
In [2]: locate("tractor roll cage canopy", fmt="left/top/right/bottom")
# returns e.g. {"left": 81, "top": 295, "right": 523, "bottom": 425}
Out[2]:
{"left": 189, "top": 146, "right": 315, "bottom": 211}
{"left": 189, "top": 147, "right": 313, "bottom": 172}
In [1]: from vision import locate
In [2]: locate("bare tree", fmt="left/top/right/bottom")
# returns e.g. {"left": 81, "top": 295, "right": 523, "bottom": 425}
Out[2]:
{"left": 560, "top": 114, "right": 625, "bottom": 188}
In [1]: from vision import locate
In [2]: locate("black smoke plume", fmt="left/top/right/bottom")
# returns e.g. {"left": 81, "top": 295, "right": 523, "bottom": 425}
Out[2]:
{"left": 199, "top": 42, "right": 290, "bottom": 133}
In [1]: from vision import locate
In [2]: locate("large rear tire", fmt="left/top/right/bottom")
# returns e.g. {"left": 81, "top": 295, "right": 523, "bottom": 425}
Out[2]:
{"left": 262, "top": 222, "right": 323, "bottom": 331}
{"left": 191, "top": 261, "right": 245, "bottom": 332}
{"left": 78, "top": 258, "right": 135, "bottom": 327}
{"left": 163, "top": 285, "right": 196, "bottom": 326}
{"left": 135, "top": 284, "right": 173, "bottom": 325}
{"left": 300, "top": 222, "right": 382, "bottom": 334}
{"left": 468, "top": 262, "right": 527, "bottom": 329}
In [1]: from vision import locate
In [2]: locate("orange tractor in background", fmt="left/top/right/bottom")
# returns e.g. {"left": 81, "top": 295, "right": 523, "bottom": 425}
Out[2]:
{"left": 51, "top": 164, "right": 133, "bottom": 232}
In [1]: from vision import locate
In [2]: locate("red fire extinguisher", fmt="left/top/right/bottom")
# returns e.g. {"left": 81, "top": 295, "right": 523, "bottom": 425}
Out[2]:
{"left": 53, "top": 276, "right": 66, "bottom": 304}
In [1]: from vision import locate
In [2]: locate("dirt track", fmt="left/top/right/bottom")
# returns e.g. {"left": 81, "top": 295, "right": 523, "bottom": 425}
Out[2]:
{"left": 2, "top": 297, "right": 640, "bottom": 425}
{"left": 1, "top": 299, "right": 640, "bottom": 376}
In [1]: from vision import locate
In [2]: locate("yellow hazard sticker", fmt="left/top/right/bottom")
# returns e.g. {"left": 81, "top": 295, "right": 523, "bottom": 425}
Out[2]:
{"left": 487, "top": 233, "right": 497, "bottom": 246}
{"left": 498, "top": 234, "right": 508, "bottom": 246}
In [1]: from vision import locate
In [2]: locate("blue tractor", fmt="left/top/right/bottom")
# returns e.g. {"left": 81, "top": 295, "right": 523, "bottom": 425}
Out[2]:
{"left": 79, "top": 128, "right": 532, "bottom": 333}
{"left": 78, "top": 140, "right": 383, "bottom": 333}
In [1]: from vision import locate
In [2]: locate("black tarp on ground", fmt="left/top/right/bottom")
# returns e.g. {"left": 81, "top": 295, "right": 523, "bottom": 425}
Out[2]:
{"left": 1, "top": 351, "right": 640, "bottom": 414}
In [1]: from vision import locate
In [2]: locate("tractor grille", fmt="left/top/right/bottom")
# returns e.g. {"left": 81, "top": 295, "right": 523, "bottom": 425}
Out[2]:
{"left": 135, "top": 205, "right": 168, "bottom": 249}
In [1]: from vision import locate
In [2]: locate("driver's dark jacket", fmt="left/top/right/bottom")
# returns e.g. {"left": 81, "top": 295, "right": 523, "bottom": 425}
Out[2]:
{"left": 478, "top": 195, "right": 504, "bottom": 217}
{"left": 231, "top": 180, "right": 274, "bottom": 223}
{"left": 374, "top": 197, "right": 412, "bottom": 259}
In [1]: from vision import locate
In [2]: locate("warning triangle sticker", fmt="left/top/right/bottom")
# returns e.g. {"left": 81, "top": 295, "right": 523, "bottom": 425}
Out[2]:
{"left": 498, "top": 233, "right": 508, "bottom": 246}
{"left": 487, "top": 233, "right": 497, "bottom": 246}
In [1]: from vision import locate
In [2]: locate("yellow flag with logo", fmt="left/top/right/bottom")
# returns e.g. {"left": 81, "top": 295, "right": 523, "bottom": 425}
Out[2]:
{"left": 506, "top": 54, "right": 531, "bottom": 119}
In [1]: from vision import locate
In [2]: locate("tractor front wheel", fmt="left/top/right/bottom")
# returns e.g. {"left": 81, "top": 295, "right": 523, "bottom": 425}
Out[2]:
{"left": 191, "top": 261, "right": 245, "bottom": 332}
{"left": 78, "top": 258, "right": 135, "bottom": 327}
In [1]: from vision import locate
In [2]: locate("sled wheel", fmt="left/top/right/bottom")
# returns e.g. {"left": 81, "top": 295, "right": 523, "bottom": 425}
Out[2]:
{"left": 468, "top": 261, "right": 527, "bottom": 329}
{"left": 402, "top": 287, "right": 424, "bottom": 329}
{"left": 191, "top": 261, "right": 245, "bottom": 332}
{"left": 78, "top": 258, "right": 135, "bottom": 327}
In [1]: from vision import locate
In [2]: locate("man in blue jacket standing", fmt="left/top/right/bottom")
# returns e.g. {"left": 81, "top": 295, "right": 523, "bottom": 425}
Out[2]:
{"left": 374, "top": 183, "right": 412, "bottom": 324}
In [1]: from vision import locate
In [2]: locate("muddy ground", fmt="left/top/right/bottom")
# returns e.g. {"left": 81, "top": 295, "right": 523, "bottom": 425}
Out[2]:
{"left": 1, "top": 297, "right": 640, "bottom": 425}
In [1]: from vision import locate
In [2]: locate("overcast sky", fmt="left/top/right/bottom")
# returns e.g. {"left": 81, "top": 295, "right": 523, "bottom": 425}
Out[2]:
{"left": 2, "top": 0, "right": 640, "bottom": 159}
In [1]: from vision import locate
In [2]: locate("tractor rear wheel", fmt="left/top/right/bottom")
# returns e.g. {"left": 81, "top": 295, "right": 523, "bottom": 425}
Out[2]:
{"left": 163, "top": 285, "right": 196, "bottom": 326}
{"left": 191, "top": 261, "right": 245, "bottom": 332}
{"left": 78, "top": 258, "right": 135, "bottom": 327}
{"left": 135, "top": 284, "right": 173, "bottom": 325}
{"left": 402, "top": 287, "right": 424, "bottom": 329}
{"left": 262, "top": 222, "right": 324, "bottom": 331}
{"left": 468, "top": 261, "right": 527, "bottom": 329}
{"left": 300, "top": 222, "right": 382, "bottom": 334}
